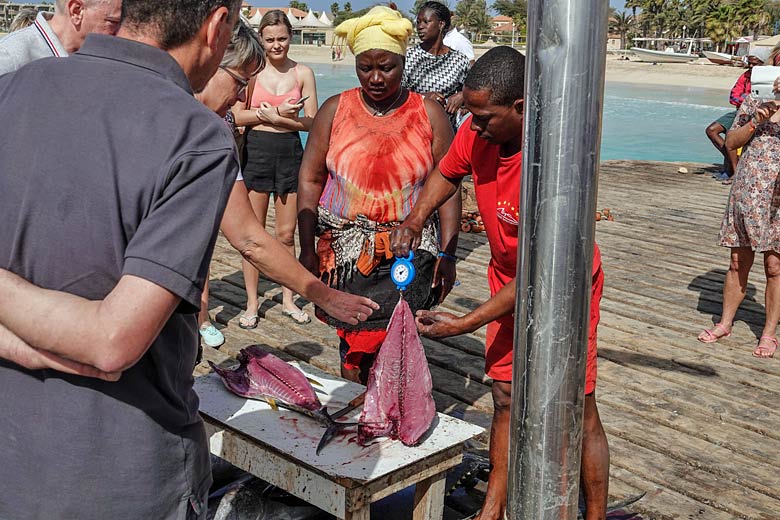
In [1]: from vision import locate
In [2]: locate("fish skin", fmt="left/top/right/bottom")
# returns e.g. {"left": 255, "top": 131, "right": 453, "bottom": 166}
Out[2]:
{"left": 208, "top": 346, "right": 353, "bottom": 454}
{"left": 358, "top": 297, "right": 436, "bottom": 446}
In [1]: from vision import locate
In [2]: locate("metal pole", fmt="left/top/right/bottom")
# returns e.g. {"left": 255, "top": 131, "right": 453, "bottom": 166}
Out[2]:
{"left": 507, "top": 0, "right": 608, "bottom": 519}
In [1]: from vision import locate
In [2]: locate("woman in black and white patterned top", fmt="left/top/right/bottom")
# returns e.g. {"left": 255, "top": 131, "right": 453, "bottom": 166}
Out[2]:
{"left": 402, "top": 1, "right": 470, "bottom": 129}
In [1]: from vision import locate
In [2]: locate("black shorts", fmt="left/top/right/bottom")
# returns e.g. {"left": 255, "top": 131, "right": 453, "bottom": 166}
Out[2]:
{"left": 243, "top": 130, "right": 303, "bottom": 195}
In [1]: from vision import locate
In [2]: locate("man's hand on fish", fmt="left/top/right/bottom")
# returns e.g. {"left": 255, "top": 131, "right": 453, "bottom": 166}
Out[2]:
{"left": 415, "top": 310, "right": 469, "bottom": 338}
{"left": 0, "top": 323, "right": 120, "bottom": 381}
{"left": 318, "top": 289, "right": 379, "bottom": 326}
{"left": 417, "top": 279, "right": 519, "bottom": 338}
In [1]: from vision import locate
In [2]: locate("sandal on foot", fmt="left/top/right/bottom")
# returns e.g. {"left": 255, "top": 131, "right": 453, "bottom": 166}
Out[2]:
{"left": 238, "top": 312, "right": 259, "bottom": 330}
{"left": 697, "top": 323, "right": 731, "bottom": 343}
{"left": 283, "top": 309, "right": 311, "bottom": 324}
{"left": 752, "top": 336, "right": 777, "bottom": 358}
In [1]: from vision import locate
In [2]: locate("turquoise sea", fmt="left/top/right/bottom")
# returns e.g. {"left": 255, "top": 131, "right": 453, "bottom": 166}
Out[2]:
{"left": 305, "top": 63, "right": 731, "bottom": 165}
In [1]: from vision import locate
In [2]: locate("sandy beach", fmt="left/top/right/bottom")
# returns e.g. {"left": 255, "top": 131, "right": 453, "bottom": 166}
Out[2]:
{"left": 289, "top": 45, "right": 742, "bottom": 93}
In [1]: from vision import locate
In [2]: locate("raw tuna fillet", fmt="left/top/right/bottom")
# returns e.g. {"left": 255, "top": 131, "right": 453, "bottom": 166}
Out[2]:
{"left": 358, "top": 297, "right": 436, "bottom": 446}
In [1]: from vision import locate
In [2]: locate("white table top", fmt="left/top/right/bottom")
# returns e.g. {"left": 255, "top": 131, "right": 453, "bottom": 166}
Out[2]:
{"left": 196, "top": 361, "right": 484, "bottom": 482}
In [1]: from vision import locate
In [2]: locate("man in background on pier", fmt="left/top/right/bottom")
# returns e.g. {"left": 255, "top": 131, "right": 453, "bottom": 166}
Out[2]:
{"left": 0, "top": 0, "right": 122, "bottom": 75}
{"left": 391, "top": 46, "right": 609, "bottom": 520}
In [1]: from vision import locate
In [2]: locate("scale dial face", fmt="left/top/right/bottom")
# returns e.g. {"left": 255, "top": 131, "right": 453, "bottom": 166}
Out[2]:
{"left": 390, "top": 253, "right": 416, "bottom": 290}
{"left": 392, "top": 263, "right": 411, "bottom": 284}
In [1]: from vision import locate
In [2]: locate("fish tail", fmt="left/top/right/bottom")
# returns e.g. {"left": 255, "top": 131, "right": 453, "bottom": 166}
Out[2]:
{"left": 315, "top": 410, "right": 357, "bottom": 455}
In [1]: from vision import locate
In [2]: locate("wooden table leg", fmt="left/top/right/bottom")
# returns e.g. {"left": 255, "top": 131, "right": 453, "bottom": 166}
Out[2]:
{"left": 412, "top": 471, "right": 446, "bottom": 520}
{"left": 344, "top": 505, "right": 371, "bottom": 520}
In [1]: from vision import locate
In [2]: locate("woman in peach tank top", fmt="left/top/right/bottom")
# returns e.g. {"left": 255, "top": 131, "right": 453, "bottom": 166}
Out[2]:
{"left": 231, "top": 10, "right": 318, "bottom": 328}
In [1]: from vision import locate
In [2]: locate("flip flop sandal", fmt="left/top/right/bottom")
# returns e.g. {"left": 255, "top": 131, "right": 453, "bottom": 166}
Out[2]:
{"left": 697, "top": 323, "right": 731, "bottom": 343}
{"left": 283, "top": 309, "right": 311, "bottom": 324}
{"left": 238, "top": 312, "right": 259, "bottom": 330}
{"left": 752, "top": 336, "right": 777, "bottom": 358}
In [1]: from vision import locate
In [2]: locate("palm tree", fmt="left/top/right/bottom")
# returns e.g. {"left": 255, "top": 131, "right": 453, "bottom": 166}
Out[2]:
{"left": 706, "top": 4, "right": 739, "bottom": 51}
{"left": 609, "top": 11, "right": 634, "bottom": 49}
{"left": 455, "top": 0, "right": 492, "bottom": 39}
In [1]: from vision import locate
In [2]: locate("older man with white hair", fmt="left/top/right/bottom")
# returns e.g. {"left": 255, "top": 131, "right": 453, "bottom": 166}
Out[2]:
{"left": 0, "top": 0, "right": 122, "bottom": 74}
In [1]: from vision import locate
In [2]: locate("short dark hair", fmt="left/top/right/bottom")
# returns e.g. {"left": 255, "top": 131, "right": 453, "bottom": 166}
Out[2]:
{"left": 122, "top": 0, "right": 242, "bottom": 50}
{"left": 465, "top": 46, "right": 525, "bottom": 106}
{"left": 418, "top": 1, "right": 451, "bottom": 34}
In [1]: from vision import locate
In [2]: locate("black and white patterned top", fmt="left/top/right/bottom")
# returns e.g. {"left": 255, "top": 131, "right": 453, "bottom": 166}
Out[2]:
{"left": 402, "top": 44, "right": 470, "bottom": 128}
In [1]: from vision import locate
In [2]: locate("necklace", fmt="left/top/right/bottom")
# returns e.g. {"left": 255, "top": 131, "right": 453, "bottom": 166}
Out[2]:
{"left": 363, "top": 88, "right": 404, "bottom": 117}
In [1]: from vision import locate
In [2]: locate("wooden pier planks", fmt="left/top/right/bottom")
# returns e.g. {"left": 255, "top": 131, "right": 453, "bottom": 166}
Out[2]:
{"left": 200, "top": 160, "right": 780, "bottom": 519}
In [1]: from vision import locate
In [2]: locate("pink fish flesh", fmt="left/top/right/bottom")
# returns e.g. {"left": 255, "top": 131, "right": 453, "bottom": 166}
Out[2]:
{"left": 358, "top": 297, "right": 436, "bottom": 446}
{"left": 208, "top": 346, "right": 350, "bottom": 453}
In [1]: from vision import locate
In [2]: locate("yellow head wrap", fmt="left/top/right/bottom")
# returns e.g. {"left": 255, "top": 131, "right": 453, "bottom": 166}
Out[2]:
{"left": 334, "top": 6, "right": 413, "bottom": 57}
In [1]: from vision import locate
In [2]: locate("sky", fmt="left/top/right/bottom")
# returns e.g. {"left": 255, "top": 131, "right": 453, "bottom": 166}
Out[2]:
{"left": 247, "top": 0, "right": 628, "bottom": 16}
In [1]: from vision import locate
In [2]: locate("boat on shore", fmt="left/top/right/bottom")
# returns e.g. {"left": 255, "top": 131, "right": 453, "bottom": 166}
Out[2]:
{"left": 703, "top": 50, "right": 738, "bottom": 65}
{"left": 630, "top": 47, "right": 698, "bottom": 63}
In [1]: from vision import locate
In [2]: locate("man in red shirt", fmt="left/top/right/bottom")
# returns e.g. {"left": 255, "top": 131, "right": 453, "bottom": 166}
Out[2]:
{"left": 391, "top": 46, "right": 608, "bottom": 520}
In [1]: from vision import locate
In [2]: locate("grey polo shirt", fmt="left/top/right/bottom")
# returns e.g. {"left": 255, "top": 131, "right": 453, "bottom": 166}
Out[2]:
{"left": 0, "top": 35, "right": 238, "bottom": 519}
{"left": 0, "top": 11, "right": 67, "bottom": 75}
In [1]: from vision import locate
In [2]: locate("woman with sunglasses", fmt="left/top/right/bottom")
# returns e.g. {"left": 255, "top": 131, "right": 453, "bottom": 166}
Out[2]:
{"left": 195, "top": 19, "right": 376, "bottom": 351}
{"left": 194, "top": 19, "right": 264, "bottom": 348}
{"left": 232, "top": 10, "right": 318, "bottom": 329}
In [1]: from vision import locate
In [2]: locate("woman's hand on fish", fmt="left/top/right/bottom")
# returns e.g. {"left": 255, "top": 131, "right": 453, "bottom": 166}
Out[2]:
{"left": 319, "top": 289, "right": 379, "bottom": 326}
{"left": 0, "top": 324, "right": 120, "bottom": 381}
{"left": 390, "top": 221, "right": 423, "bottom": 258}
{"left": 415, "top": 310, "right": 467, "bottom": 338}
{"left": 432, "top": 255, "right": 456, "bottom": 304}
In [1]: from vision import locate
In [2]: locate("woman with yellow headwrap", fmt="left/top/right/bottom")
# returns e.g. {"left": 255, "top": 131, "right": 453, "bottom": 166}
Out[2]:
{"left": 297, "top": 6, "right": 461, "bottom": 383}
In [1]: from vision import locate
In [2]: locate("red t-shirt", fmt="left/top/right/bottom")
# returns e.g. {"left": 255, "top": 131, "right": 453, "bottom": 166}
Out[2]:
{"left": 439, "top": 119, "right": 522, "bottom": 288}
{"left": 439, "top": 121, "right": 602, "bottom": 388}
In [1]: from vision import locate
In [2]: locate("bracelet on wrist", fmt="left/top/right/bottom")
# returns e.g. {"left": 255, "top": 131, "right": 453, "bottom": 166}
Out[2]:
{"left": 748, "top": 118, "right": 757, "bottom": 131}
{"left": 276, "top": 106, "right": 281, "bottom": 116}
{"left": 438, "top": 252, "right": 457, "bottom": 261}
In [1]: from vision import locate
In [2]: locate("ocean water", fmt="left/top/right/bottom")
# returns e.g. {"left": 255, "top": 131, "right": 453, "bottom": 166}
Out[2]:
{"left": 304, "top": 63, "right": 730, "bottom": 164}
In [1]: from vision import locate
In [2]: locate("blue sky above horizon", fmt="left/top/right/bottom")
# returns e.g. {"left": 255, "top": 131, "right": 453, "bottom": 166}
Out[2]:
{"left": 246, "top": 0, "right": 627, "bottom": 15}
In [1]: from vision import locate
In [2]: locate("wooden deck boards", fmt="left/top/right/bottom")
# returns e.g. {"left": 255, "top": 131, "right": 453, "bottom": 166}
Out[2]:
{"left": 199, "top": 160, "right": 780, "bottom": 519}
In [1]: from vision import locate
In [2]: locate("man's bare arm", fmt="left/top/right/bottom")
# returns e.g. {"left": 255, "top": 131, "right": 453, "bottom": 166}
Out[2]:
{"left": 415, "top": 279, "right": 516, "bottom": 338}
{"left": 0, "top": 322, "right": 120, "bottom": 380}
{"left": 0, "top": 270, "right": 180, "bottom": 373}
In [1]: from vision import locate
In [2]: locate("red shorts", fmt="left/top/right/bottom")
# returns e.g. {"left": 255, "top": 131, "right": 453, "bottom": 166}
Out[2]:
{"left": 485, "top": 263, "right": 603, "bottom": 395}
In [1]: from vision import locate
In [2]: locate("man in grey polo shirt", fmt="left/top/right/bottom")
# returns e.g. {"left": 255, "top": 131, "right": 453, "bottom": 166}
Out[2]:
{"left": 0, "top": 0, "right": 121, "bottom": 75}
{"left": 0, "top": 1, "right": 250, "bottom": 518}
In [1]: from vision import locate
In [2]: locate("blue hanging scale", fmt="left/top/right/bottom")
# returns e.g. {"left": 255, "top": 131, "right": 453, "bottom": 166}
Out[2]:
{"left": 391, "top": 251, "right": 416, "bottom": 292}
